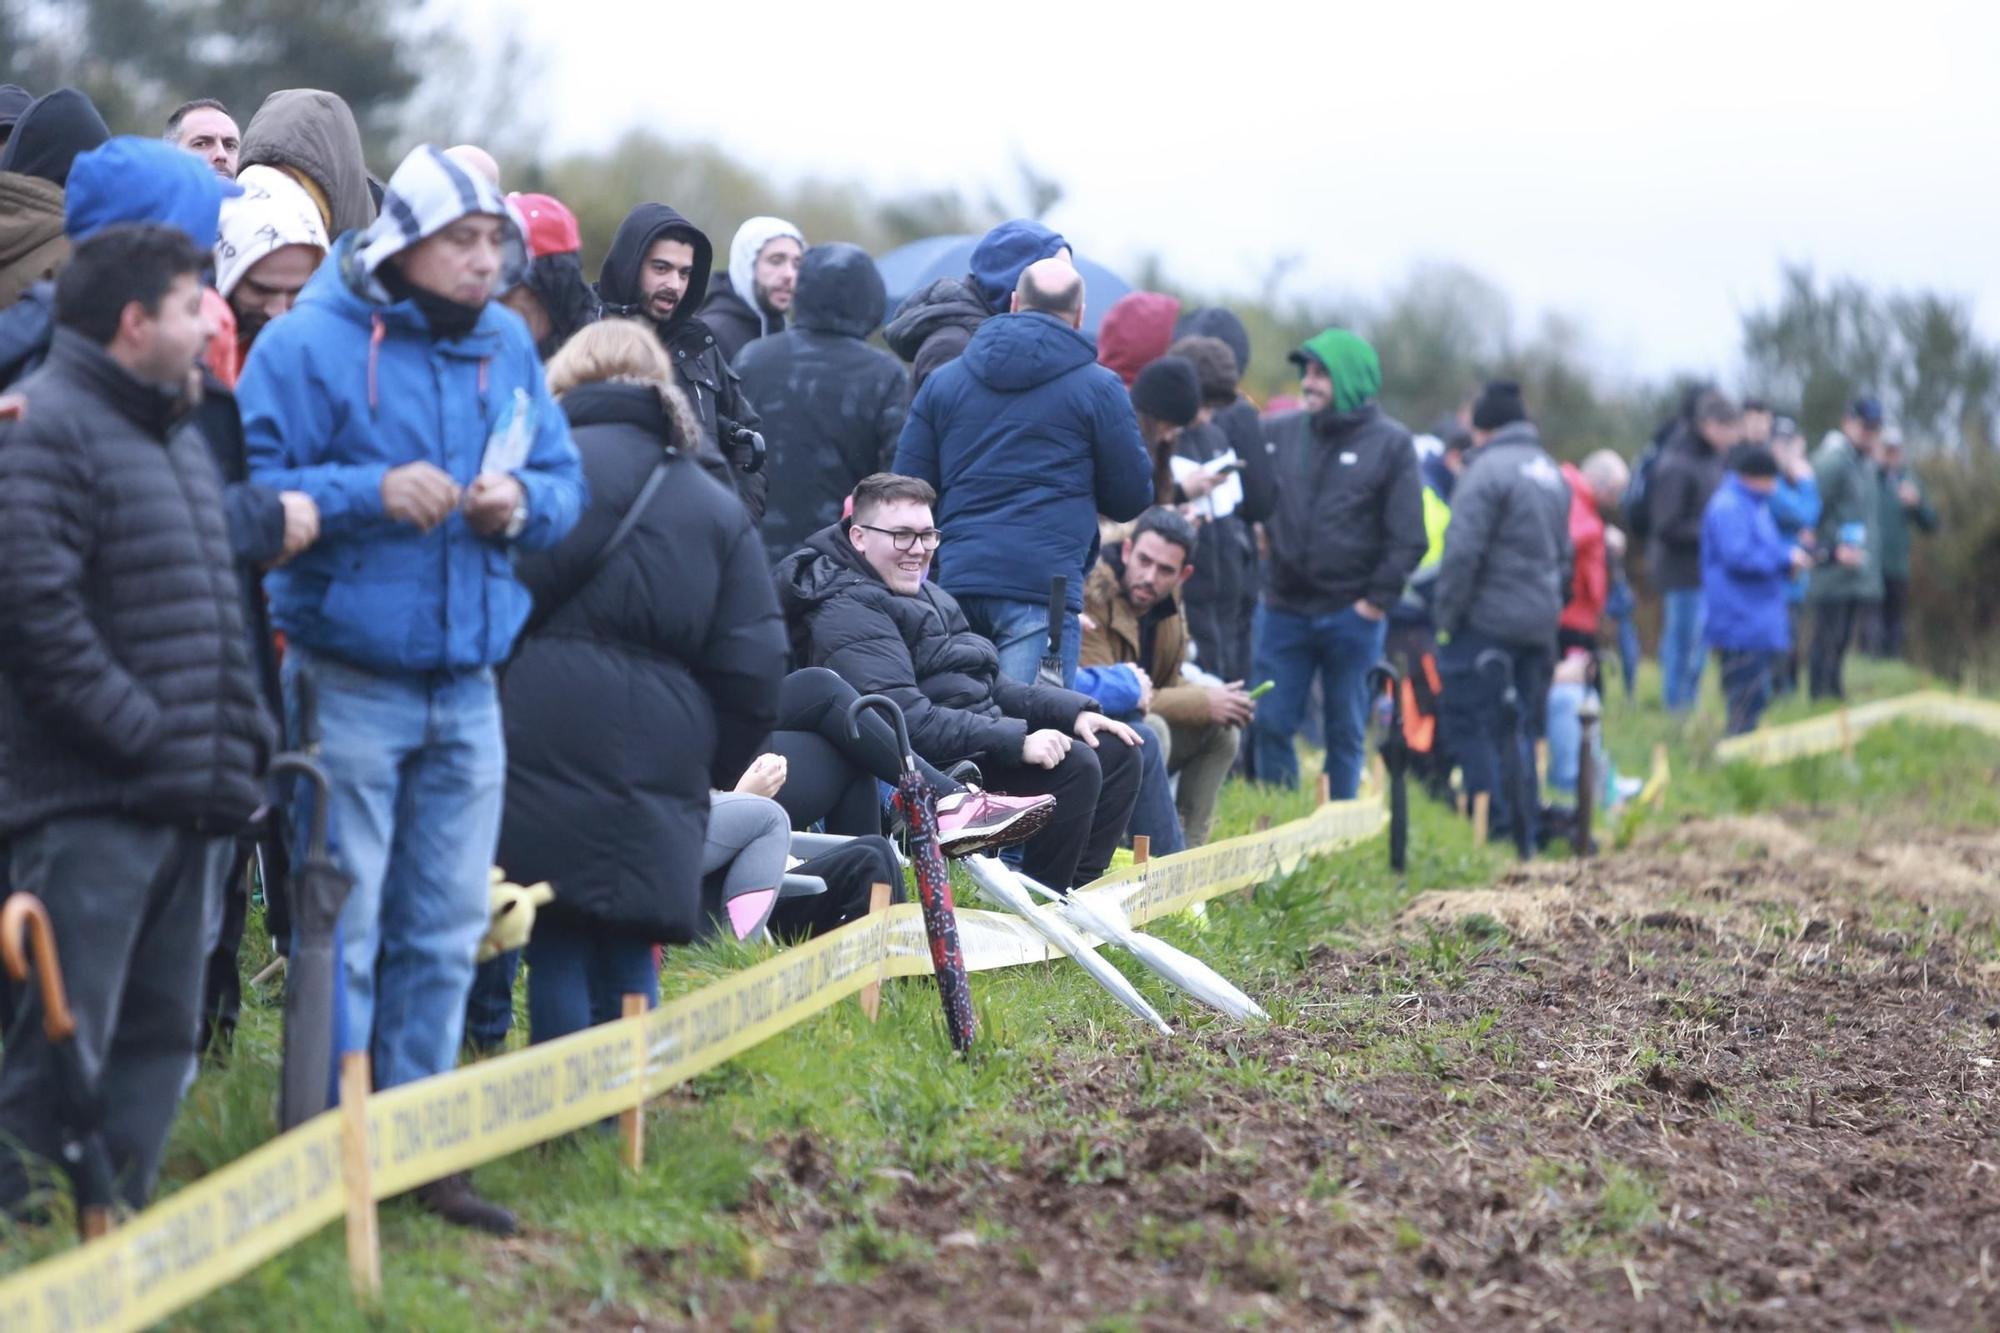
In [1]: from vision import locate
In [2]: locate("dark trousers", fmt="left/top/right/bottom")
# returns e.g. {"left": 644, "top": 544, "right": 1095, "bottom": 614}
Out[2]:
{"left": 766, "top": 668, "right": 962, "bottom": 836}
{"left": 522, "top": 916, "right": 658, "bottom": 1047}
{"left": 1876, "top": 577, "right": 1910, "bottom": 659}
{"left": 1717, "top": 649, "right": 1773, "bottom": 736}
{"left": 982, "top": 735, "right": 1142, "bottom": 890}
{"left": 769, "top": 837, "right": 905, "bottom": 939}
{"left": 0, "top": 816, "right": 232, "bottom": 1211}
{"left": 1439, "top": 630, "right": 1552, "bottom": 854}
{"left": 1809, "top": 598, "right": 1863, "bottom": 701}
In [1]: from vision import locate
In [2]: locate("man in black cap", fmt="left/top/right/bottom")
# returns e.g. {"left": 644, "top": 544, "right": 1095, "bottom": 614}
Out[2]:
{"left": 1432, "top": 381, "right": 1572, "bottom": 852}
{"left": 1805, "top": 397, "right": 1882, "bottom": 699}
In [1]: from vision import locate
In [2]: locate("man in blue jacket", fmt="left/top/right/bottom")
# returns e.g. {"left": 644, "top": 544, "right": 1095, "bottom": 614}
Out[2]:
{"left": 894, "top": 257, "right": 1152, "bottom": 686}
{"left": 238, "top": 145, "right": 584, "bottom": 1234}
{"left": 1702, "top": 446, "right": 1811, "bottom": 735}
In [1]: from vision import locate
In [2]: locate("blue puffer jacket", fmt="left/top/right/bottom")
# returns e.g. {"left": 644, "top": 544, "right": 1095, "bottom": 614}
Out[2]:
{"left": 1702, "top": 475, "right": 1798, "bottom": 654}
{"left": 239, "top": 233, "right": 586, "bottom": 674}
{"left": 893, "top": 311, "right": 1151, "bottom": 611}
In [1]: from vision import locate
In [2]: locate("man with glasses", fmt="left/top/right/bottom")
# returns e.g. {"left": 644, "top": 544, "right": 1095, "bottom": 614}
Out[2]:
{"left": 777, "top": 473, "right": 1142, "bottom": 892}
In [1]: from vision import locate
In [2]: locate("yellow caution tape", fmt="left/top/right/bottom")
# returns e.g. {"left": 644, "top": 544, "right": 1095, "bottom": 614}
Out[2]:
{"left": 1712, "top": 691, "right": 2000, "bottom": 767}
{"left": 0, "top": 792, "right": 1384, "bottom": 1331}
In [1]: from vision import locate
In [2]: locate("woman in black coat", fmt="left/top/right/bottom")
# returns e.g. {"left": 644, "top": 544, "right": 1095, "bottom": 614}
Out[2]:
{"left": 496, "top": 319, "right": 785, "bottom": 1045}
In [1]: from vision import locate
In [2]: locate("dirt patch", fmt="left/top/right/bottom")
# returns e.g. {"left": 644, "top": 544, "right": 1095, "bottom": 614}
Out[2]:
{"left": 583, "top": 820, "right": 2000, "bottom": 1330}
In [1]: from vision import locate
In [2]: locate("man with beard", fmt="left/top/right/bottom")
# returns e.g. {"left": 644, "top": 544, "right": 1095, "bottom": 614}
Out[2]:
{"left": 165, "top": 98, "right": 240, "bottom": 179}
{"left": 597, "top": 202, "right": 766, "bottom": 519}
{"left": 699, "top": 216, "right": 803, "bottom": 363}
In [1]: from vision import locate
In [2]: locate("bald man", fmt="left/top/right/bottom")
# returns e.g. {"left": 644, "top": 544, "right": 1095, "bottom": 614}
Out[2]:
{"left": 894, "top": 254, "right": 1152, "bottom": 686}
{"left": 444, "top": 144, "right": 500, "bottom": 186}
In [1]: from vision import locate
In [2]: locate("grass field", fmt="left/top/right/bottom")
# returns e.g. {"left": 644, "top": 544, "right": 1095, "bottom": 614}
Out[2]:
{"left": 4, "top": 654, "right": 1995, "bottom": 1329}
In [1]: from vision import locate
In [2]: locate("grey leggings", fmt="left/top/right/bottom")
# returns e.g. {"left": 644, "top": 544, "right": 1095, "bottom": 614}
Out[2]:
{"left": 702, "top": 793, "right": 792, "bottom": 913}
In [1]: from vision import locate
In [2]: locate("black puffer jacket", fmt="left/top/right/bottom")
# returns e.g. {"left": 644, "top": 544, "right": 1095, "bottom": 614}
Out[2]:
{"left": 497, "top": 381, "right": 785, "bottom": 941}
{"left": 1175, "top": 409, "right": 1259, "bottom": 682}
{"left": 775, "top": 523, "right": 1094, "bottom": 768}
{"left": 597, "top": 203, "right": 768, "bottom": 521}
{"left": 883, "top": 277, "right": 987, "bottom": 392}
{"left": 1647, "top": 419, "right": 1725, "bottom": 591}
{"left": 0, "top": 331, "right": 272, "bottom": 838}
{"left": 1242, "top": 401, "right": 1427, "bottom": 617}
{"left": 698, "top": 272, "right": 777, "bottom": 366}
{"left": 190, "top": 377, "right": 287, "bottom": 716}
{"left": 736, "top": 244, "right": 909, "bottom": 565}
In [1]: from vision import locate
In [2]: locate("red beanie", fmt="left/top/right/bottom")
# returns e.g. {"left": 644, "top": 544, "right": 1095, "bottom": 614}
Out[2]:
{"left": 506, "top": 191, "right": 580, "bottom": 259}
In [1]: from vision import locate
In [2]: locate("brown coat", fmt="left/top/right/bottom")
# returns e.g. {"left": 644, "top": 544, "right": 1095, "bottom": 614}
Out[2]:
{"left": 1080, "top": 560, "right": 1209, "bottom": 727}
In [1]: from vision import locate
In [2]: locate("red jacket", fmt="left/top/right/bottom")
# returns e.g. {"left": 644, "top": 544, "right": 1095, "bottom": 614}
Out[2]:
{"left": 1560, "top": 461, "right": 1607, "bottom": 635}
{"left": 1096, "top": 291, "right": 1180, "bottom": 386}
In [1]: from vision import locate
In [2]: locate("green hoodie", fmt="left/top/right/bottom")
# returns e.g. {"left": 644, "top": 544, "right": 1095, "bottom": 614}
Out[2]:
{"left": 1293, "top": 328, "right": 1382, "bottom": 413}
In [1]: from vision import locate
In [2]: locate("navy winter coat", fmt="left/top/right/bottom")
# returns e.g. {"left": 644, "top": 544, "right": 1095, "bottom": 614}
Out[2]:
{"left": 892, "top": 311, "right": 1151, "bottom": 612}
{"left": 1702, "top": 475, "right": 1798, "bottom": 654}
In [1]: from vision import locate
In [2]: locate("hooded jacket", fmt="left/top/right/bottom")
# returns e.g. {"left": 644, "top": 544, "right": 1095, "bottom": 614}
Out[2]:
{"left": 698, "top": 216, "right": 803, "bottom": 363}
{"left": 1175, "top": 307, "right": 1252, "bottom": 381}
{"left": 1559, "top": 461, "right": 1608, "bottom": 635}
{"left": 597, "top": 202, "right": 767, "bottom": 519}
{"left": 883, "top": 276, "right": 988, "bottom": 391}
{"left": 237, "top": 147, "right": 585, "bottom": 675}
{"left": 1432, "top": 420, "right": 1574, "bottom": 647}
{"left": 1701, "top": 474, "right": 1798, "bottom": 653}
{"left": 0, "top": 85, "right": 30, "bottom": 137}
{"left": 1646, "top": 418, "right": 1725, "bottom": 590}
{"left": 735, "top": 243, "right": 909, "bottom": 565}
{"left": 892, "top": 311, "right": 1153, "bottom": 612}
{"left": 1875, "top": 460, "right": 1937, "bottom": 580}
{"left": 0, "top": 330, "right": 272, "bottom": 838}
{"left": 1097, "top": 292, "right": 1181, "bottom": 386}
{"left": 968, "top": 219, "right": 1067, "bottom": 314}
{"left": 1174, "top": 412, "right": 1260, "bottom": 682}
{"left": 0, "top": 172, "right": 66, "bottom": 311}
{"left": 775, "top": 522, "right": 1098, "bottom": 767}
{"left": 498, "top": 381, "right": 784, "bottom": 942}
{"left": 0, "top": 88, "right": 110, "bottom": 187}
{"left": 1242, "top": 401, "right": 1427, "bottom": 618}
{"left": 237, "top": 89, "right": 376, "bottom": 239}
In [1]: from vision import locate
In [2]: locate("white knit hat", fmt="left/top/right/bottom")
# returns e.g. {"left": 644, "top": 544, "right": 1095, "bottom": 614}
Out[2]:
{"left": 213, "top": 164, "right": 330, "bottom": 299}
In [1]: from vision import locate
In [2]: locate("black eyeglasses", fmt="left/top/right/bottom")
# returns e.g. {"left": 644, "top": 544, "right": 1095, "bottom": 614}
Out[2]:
{"left": 856, "top": 524, "right": 943, "bottom": 552}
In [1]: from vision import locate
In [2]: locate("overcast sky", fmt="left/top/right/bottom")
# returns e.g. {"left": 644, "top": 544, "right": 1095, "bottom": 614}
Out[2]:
{"left": 500, "top": 0, "right": 2000, "bottom": 384}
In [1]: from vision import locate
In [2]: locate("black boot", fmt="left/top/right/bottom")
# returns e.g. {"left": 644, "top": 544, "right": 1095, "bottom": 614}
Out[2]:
{"left": 416, "top": 1172, "right": 517, "bottom": 1236}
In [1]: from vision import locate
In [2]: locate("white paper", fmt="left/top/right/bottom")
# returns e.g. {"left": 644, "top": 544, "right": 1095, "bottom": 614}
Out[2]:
{"left": 1169, "top": 450, "right": 1243, "bottom": 520}
{"left": 480, "top": 387, "right": 535, "bottom": 476}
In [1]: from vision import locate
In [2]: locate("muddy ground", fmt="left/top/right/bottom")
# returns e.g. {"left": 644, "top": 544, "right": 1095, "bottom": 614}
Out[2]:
{"left": 586, "top": 816, "right": 2000, "bottom": 1331}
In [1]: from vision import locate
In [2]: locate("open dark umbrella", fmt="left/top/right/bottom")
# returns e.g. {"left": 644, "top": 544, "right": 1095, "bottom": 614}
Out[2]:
{"left": 847, "top": 693, "right": 975, "bottom": 1054}
{"left": 1476, "top": 649, "right": 1535, "bottom": 860}
{"left": 1, "top": 894, "right": 116, "bottom": 1238}
{"left": 270, "top": 670, "right": 355, "bottom": 1129}
{"left": 1036, "top": 576, "right": 1067, "bottom": 689}
{"left": 1367, "top": 660, "right": 1410, "bottom": 873}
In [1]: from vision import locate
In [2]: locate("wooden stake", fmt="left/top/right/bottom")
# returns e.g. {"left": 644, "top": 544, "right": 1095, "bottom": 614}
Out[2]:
{"left": 1132, "top": 834, "right": 1151, "bottom": 865}
{"left": 1535, "top": 739, "right": 1550, "bottom": 786}
{"left": 1838, "top": 704, "right": 1855, "bottom": 763}
{"left": 1472, "top": 792, "right": 1491, "bottom": 849}
{"left": 619, "top": 993, "right": 647, "bottom": 1170}
{"left": 1315, "top": 773, "right": 1332, "bottom": 807}
{"left": 1244, "top": 816, "right": 1272, "bottom": 903}
{"left": 857, "top": 882, "right": 892, "bottom": 1022}
{"left": 1370, "top": 753, "right": 1388, "bottom": 796}
{"left": 339, "top": 1052, "right": 380, "bottom": 1303}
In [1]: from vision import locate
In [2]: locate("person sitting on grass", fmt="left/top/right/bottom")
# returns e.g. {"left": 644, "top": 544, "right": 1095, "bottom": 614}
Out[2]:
{"left": 777, "top": 473, "right": 1143, "bottom": 892}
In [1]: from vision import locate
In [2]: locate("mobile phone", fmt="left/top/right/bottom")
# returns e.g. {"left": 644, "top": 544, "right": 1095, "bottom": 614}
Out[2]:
{"left": 1247, "top": 680, "right": 1276, "bottom": 700}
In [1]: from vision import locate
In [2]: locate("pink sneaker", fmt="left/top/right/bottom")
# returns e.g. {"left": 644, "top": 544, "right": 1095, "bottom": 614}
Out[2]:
{"left": 933, "top": 789, "right": 1056, "bottom": 857}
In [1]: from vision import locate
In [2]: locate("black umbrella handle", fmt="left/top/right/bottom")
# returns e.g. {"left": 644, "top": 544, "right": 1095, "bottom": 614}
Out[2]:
{"left": 846, "top": 693, "right": 916, "bottom": 776}
{"left": 1045, "top": 576, "right": 1066, "bottom": 659}
{"left": 1475, "top": 648, "right": 1520, "bottom": 714}
{"left": 268, "top": 754, "right": 333, "bottom": 859}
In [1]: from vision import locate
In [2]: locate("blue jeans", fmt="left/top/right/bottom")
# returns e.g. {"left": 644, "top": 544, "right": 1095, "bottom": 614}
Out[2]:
{"left": 286, "top": 648, "right": 505, "bottom": 1091}
{"left": 1120, "top": 713, "right": 1185, "bottom": 857}
{"left": 1545, "top": 681, "right": 1617, "bottom": 807}
{"left": 523, "top": 917, "right": 657, "bottom": 1046}
{"left": 1440, "top": 630, "right": 1552, "bottom": 854}
{"left": 1249, "top": 604, "right": 1387, "bottom": 797}
{"left": 1660, "top": 587, "right": 1706, "bottom": 713}
{"left": 1605, "top": 575, "right": 1639, "bottom": 701}
{"left": 959, "top": 595, "right": 1081, "bottom": 687}
{"left": 464, "top": 949, "right": 519, "bottom": 1051}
